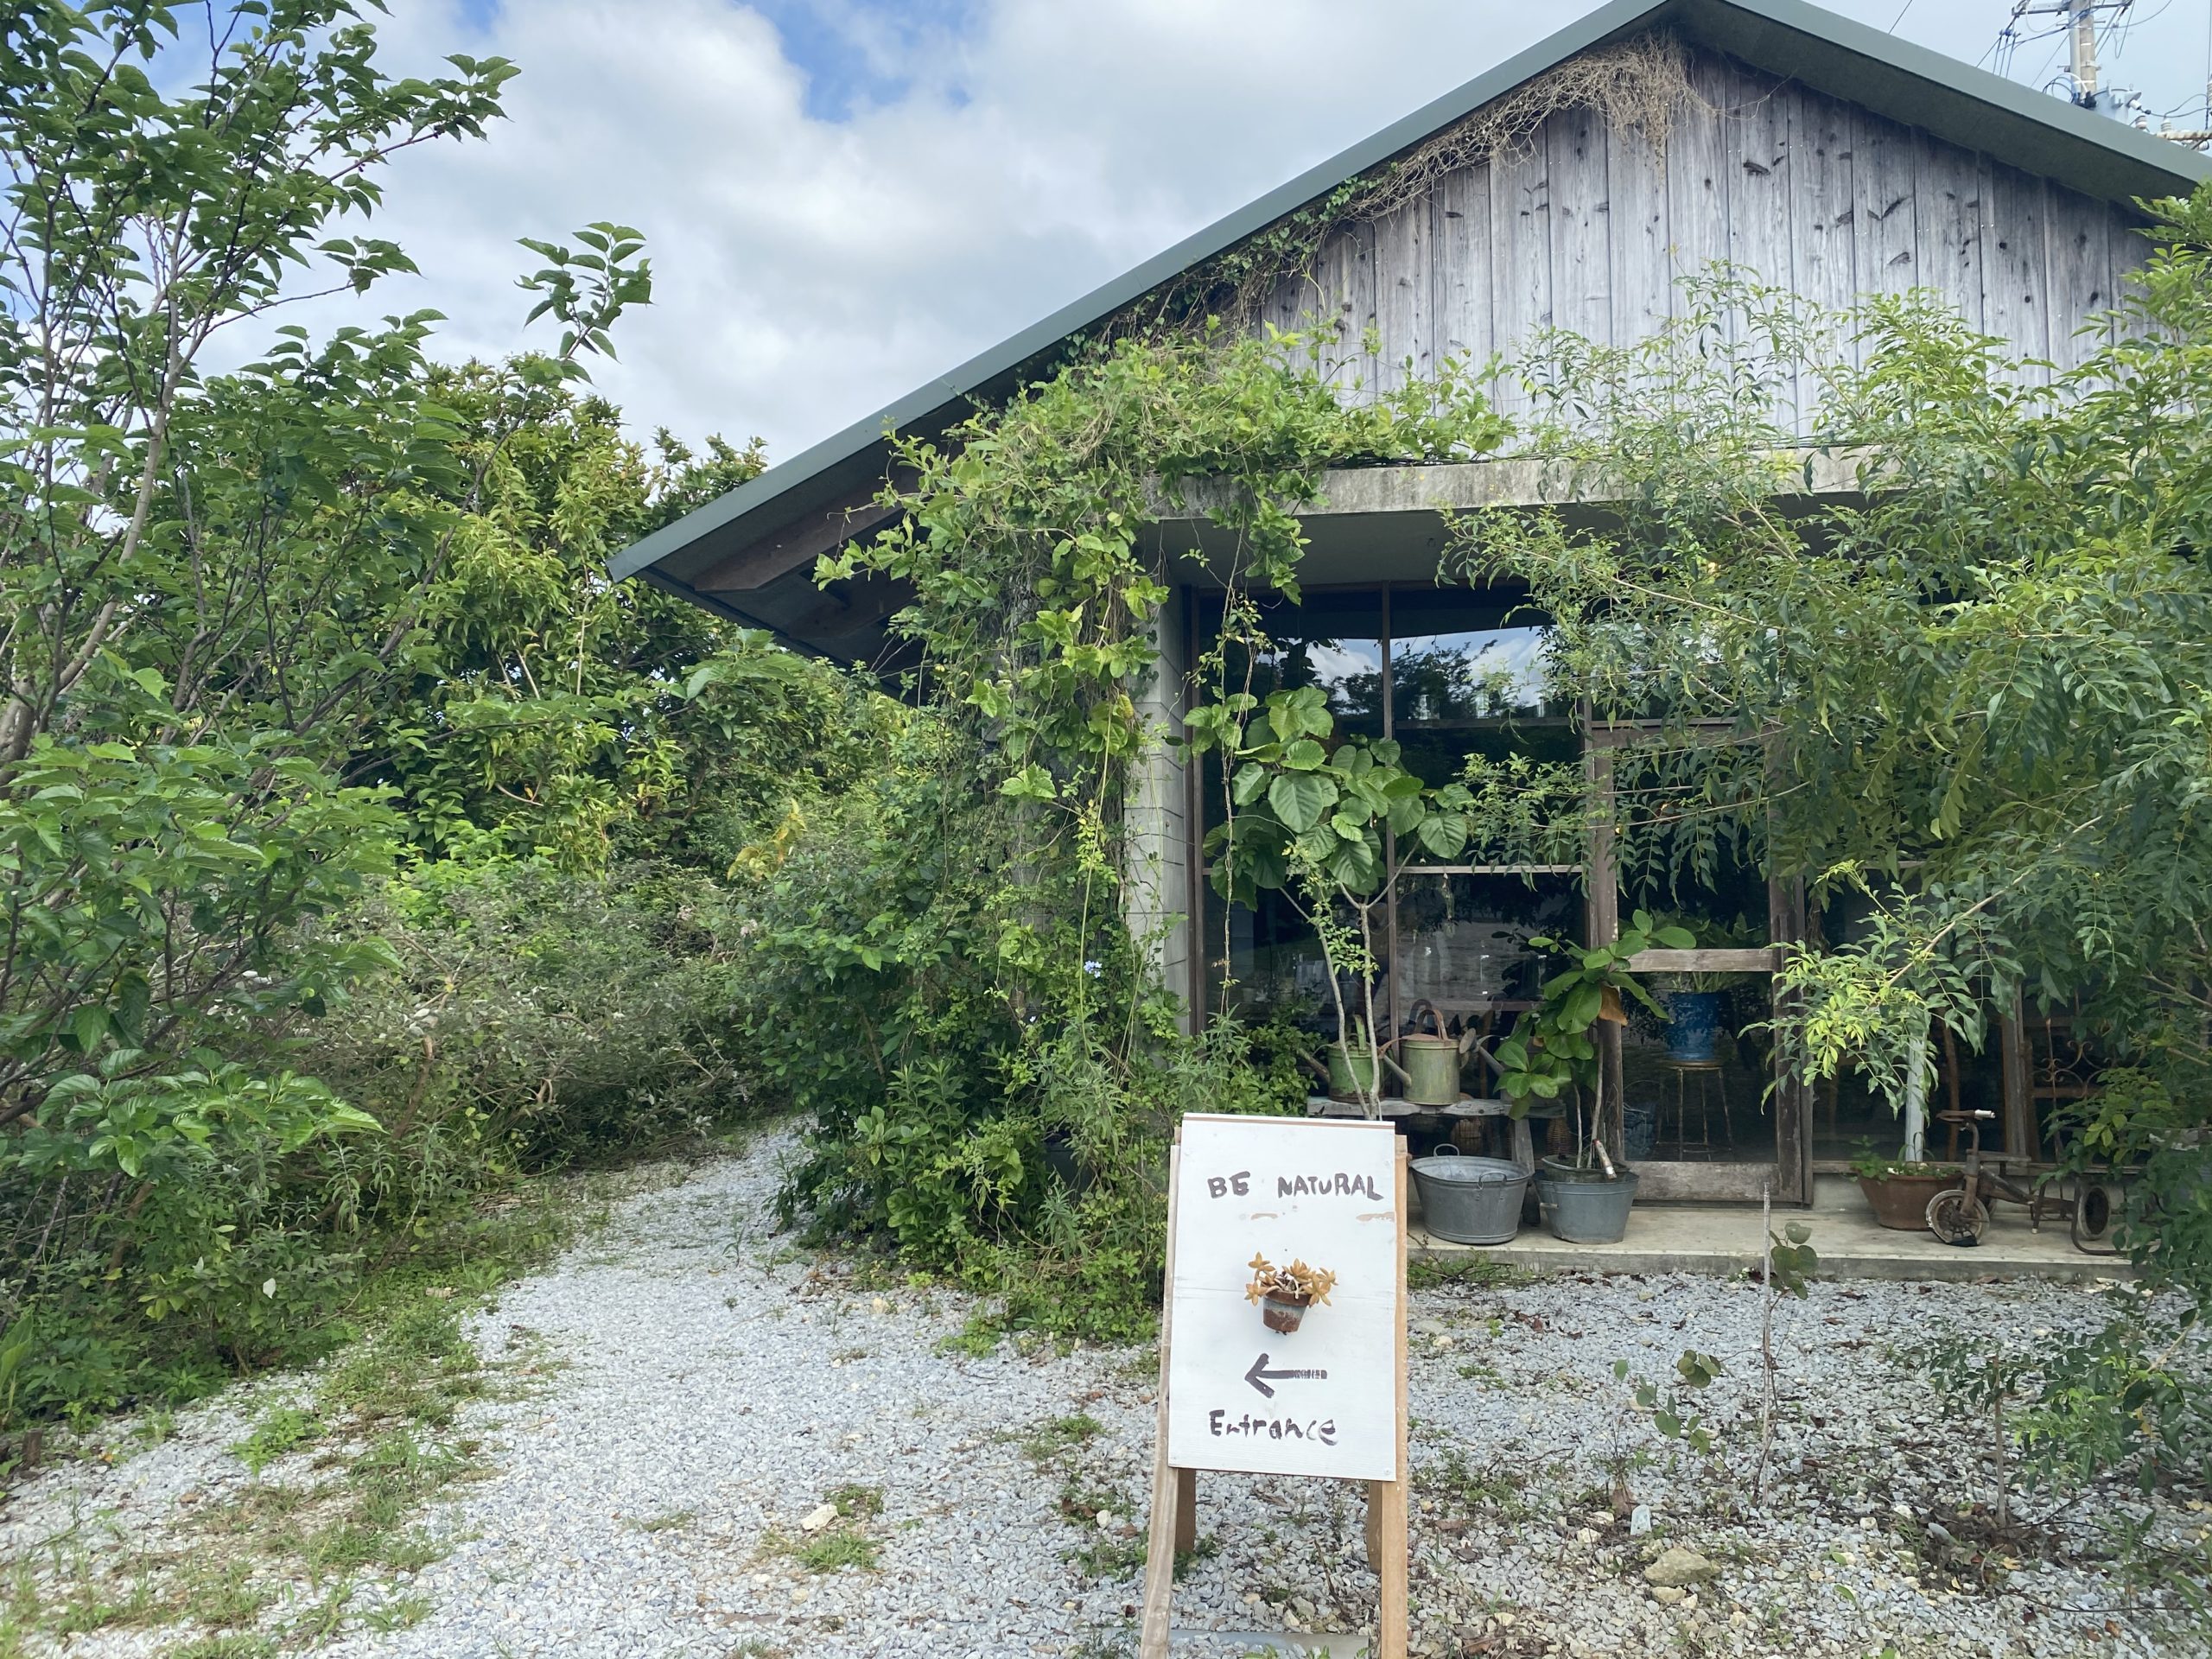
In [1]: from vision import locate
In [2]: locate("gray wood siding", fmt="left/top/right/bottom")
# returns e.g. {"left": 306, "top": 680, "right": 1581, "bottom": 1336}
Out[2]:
{"left": 1261, "top": 50, "right": 2152, "bottom": 429}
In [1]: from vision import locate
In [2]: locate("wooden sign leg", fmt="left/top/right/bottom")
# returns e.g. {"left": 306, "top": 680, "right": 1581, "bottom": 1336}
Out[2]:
{"left": 1367, "top": 1476, "right": 1408, "bottom": 1656}
{"left": 1173, "top": 1466, "right": 1196, "bottom": 1554}
{"left": 1140, "top": 1140, "right": 1183, "bottom": 1659}
{"left": 1370, "top": 1141, "right": 1411, "bottom": 1658}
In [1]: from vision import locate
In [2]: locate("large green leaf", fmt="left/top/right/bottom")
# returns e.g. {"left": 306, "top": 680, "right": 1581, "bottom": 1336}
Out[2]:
{"left": 1268, "top": 771, "right": 1338, "bottom": 833}
{"left": 1415, "top": 811, "right": 1469, "bottom": 861}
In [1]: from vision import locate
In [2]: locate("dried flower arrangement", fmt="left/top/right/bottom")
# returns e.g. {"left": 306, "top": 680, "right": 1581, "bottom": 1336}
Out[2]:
{"left": 1246, "top": 1254, "right": 1337, "bottom": 1333}
{"left": 1245, "top": 1254, "right": 1337, "bottom": 1307}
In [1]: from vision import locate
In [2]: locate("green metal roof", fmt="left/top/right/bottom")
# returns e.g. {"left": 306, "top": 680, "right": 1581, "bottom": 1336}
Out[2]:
{"left": 612, "top": 0, "right": 2212, "bottom": 651}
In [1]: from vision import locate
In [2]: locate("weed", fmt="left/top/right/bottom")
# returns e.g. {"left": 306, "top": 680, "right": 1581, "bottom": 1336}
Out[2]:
{"left": 1056, "top": 1476, "right": 1127, "bottom": 1526}
{"left": 164, "top": 1637, "right": 277, "bottom": 1659}
{"left": 1021, "top": 1413, "right": 1104, "bottom": 1465}
{"left": 1407, "top": 1255, "right": 1532, "bottom": 1293}
{"left": 319, "top": 1300, "right": 481, "bottom": 1428}
{"left": 361, "top": 1593, "right": 431, "bottom": 1631}
{"left": 284, "top": 1579, "right": 354, "bottom": 1643}
{"left": 632, "top": 1509, "right": 696, "bottom": 1534}
{"left": 1173, "top": 1532, "right": 1219, "bottom": 1577}
{"left": 48, "top": 1572, "right": 160, "bottom": 1634}
{"left": 168, "top": 1560, "right": 274, "bottom": 1630}
{"left": 936, "top": 1315, "right": 999, "bottom": 1359}
{"left": 1067, "top": 1534, "right": 1146, "bottom": 1578}
{"left": 1113, "top": 1350, "right": 1157, "bottom": 1384}
{"left": 791, "top": 1527, "right": 879, "bottom": 1573}
{"left": 823, "top": 1483, "right": 882, "bottom": 1520}
{"left": 1422, "top": 1446, "right": 1535, "bottom": 1521}
{"left": 232, "top": 1406, "right": 321, "bottom": 1477}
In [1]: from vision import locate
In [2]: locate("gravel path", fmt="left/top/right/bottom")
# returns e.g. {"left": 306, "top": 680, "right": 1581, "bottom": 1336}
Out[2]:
{"left": 5, "top": 1129, "right": 2206, "bottom": 1659}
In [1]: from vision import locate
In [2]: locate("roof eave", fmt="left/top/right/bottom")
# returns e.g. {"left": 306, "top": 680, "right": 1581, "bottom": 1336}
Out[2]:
{"left": 612, "top": 0, "right": 2212, "bottom": 601}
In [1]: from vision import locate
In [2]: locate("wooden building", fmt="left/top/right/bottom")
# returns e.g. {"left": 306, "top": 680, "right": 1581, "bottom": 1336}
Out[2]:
{"left": 614, "top": 0, "right": 2212, "bottom": 1202}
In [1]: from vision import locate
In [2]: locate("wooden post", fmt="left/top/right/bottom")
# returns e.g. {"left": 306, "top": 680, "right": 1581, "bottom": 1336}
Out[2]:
{"left": 2000, "top": 989, "right": 2033, "bottom": 1164}
{"left": 1360, "top": 1147, "right": 1413, "bottom": 1652}
{"left": 1173, "top": 1467, "right": 1196, "bottom": 1554}
{"left": 1370, "top": 1141, "right": 1410, "bottom": 1657}
{"left": 1140, "top": 1135, "right": 1184, "bottom": 1659}
{"left": 1769, "top": 873, "right": 1812, "bottom": 1202}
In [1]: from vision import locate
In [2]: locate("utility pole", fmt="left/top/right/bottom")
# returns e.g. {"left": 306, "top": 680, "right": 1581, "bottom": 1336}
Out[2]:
{"left": 2012, "top": 0, "right": 2133, "bottom": 111}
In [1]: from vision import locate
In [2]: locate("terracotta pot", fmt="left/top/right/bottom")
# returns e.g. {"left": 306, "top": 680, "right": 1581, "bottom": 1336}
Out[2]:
{"left": 1858, "top": 1171, "right": 1961, "bottom": 1230}
{"left": 1261, "top": 1291, "right": 1311, "bottom": 1334}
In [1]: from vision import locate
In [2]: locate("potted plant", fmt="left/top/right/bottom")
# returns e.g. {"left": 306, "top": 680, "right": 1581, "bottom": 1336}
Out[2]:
{"left": 1646, "top": 912, "right": 1763, "bottom": 1064}
{"left": 1849, "top": 1144, "right": 1962, "bottom": 1230}
{"left": 1245, "top": 1254, "right": 1337, "bottom": 1334}
{"left": 1495, "top": 910, "right": 1692, "bottom": 1243}
{"left": 1195, "top": 685, "right": 1477, "bottom": 1117}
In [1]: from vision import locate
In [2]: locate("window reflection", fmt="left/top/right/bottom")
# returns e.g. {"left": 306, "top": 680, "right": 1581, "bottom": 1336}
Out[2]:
{"left": 1390, "top": 589, "right": 1557, "bottom": 725}
{"left": 1205, "top": 886, "right": 1329, "bottom": 1028}
{"left": 1198, "top": 590, "right": 1384, "bottom": 734}
{"left": 1392, "top": 874, "right": 1581, "bottom": 1022}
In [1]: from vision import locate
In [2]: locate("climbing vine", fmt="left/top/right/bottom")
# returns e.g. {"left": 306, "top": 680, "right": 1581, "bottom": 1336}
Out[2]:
{"left": 790, "top": 326, "right": 1503, "bottom": 1330}
{"left": 1121, "top": 32, "right": 1700, "bottom": 334}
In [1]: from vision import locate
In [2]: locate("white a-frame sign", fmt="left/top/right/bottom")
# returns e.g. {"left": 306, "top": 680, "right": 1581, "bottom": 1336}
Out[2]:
{"left": 1141, "top": 1113, "right": 1408, "bottom": 1658}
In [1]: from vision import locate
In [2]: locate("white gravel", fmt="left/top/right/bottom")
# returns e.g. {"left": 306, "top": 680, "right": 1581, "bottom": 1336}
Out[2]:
{"left": 5, "top": 1127, "right": 2206, "bottom": 1658}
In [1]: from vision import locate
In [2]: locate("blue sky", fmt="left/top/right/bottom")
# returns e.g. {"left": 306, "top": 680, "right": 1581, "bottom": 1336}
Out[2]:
{"left": 308, "top": 0, "right": 2212, "bottom": 461}
{"left": 747, "top": 0, "right": 979, "bottom": 120}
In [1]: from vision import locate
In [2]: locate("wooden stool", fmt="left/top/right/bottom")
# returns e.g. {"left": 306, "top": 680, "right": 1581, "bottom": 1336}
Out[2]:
{"left": 1658, "top": 1060, "right": 1732, "bottom": 1156}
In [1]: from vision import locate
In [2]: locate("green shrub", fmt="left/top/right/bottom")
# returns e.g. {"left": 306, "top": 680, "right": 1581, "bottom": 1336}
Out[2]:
{"left": 296, "top": 858, "right": 751, "bottom": 1169}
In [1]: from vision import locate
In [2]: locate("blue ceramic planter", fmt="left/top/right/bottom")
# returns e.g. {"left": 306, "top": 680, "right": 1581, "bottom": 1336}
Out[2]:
{"left": 1663, "top": 990, "right": 1721, "bottom": 1064}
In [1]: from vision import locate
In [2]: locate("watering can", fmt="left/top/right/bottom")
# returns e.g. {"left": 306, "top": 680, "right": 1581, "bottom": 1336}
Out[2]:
{"left": 1397, "top": 1000, "right": 1484, "bottom": 1107}
{"left": 1300, "top": 1035, "right": 1413, "bottom": 1103}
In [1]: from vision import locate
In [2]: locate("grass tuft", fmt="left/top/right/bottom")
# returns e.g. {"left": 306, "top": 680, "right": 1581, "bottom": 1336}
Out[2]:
{"left": 791, "top": 1527, "right": 879, "bottom": 1573}
{"left": 823, "top": 1483, "right": 882, "bottom": 1520}
{"left": 231, "top": 1406, "right": 321, "bottom": 1477}
{"left": 1021, "top": 1412, "right": 1104, "bottom": 1465}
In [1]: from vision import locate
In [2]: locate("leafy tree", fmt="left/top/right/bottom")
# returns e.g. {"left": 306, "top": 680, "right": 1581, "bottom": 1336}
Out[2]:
{"left": 0, "top": 0, "right": 652, "bottom": 1413}
{"left": 1455, "top": 201, "right": 2212, "bottom": 1583}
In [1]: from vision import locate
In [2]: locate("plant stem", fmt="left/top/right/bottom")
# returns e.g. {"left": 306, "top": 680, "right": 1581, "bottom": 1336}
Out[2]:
{"left": 1992, "top": 1350, "right": 2011, "bottom": 1531}
{"left": 1755, "top": 1182, "right": 1777, "bottom": 1500}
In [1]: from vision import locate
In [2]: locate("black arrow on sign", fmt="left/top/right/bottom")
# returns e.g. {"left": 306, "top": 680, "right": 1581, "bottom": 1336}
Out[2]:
{"left": 1244, "top": 1352, "right": 1330, "bottom": 1399}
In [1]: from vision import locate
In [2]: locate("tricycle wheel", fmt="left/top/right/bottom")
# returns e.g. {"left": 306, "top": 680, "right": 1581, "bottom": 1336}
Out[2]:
{"left": 1927, "top": 1188, "right": 1988, "bottom": 1247}
{"left": 2070, "top": 1177, "right": 2122, "bottom": 1254}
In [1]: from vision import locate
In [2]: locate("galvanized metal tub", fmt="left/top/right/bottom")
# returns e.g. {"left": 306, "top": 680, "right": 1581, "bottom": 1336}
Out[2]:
{"left": 1535, "top": 1165, "right": 1641, "bottom": 1243}
{"left": 1410, "top": 1147, "right": 1529, "bottom": 1245}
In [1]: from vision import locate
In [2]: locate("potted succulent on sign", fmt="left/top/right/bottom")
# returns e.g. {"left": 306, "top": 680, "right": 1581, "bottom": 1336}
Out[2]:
{"left": 1245, "top": 1254, "right": 1337, "bottom": 1334}
{"left": 1496, "top": 910, "right": 1692, "bottom": 1243}
{"left": 1848, "top": 1145, "right": 1962, "bottom": 1230}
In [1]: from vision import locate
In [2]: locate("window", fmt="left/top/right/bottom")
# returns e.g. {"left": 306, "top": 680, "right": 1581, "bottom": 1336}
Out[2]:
{"left": 1192, "top": 586, "right": 1578, "bottom": 1031}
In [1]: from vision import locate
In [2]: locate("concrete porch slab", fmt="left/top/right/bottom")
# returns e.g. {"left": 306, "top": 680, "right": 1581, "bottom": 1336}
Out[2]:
{"left": 1413, "top": 1173, "right": 2129, "bottom": 1284}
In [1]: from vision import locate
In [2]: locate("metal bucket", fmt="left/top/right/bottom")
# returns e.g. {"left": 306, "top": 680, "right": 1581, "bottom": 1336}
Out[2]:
{"left": 1411, "top": 1147, "right": 1529, "bottom": 1245}
{"left": 1535, "top": 1166, "right": 1640, "bottom": 1243}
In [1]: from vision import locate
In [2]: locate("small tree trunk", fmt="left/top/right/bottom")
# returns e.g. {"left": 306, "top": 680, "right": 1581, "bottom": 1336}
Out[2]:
{"left": 1357, "top": 895, "right": 1383, "bottom": 1121}
{"left": 1902, "top": 1023, "right": 1930, "bottom": 1162}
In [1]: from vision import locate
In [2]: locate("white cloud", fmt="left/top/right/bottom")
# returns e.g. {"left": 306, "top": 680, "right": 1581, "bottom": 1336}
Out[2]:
{"left": 280, "top": 0, "right": 2212, "bottom": 464}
